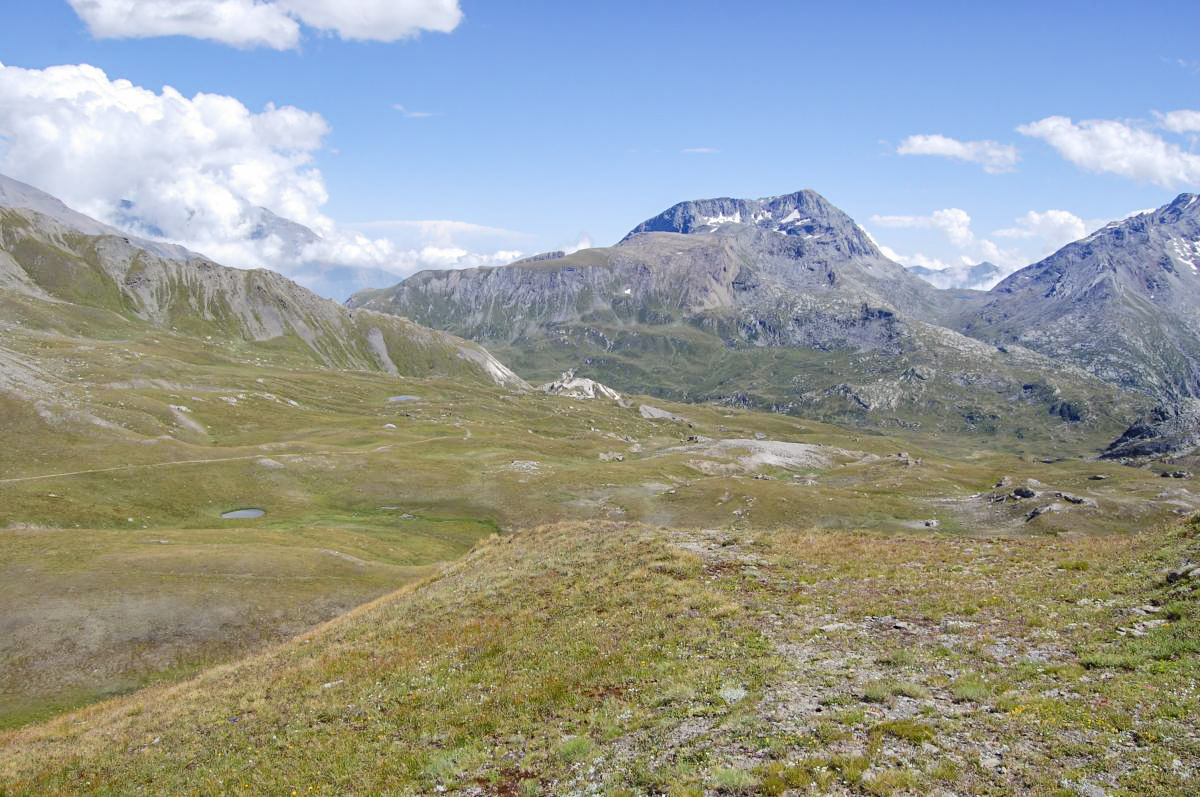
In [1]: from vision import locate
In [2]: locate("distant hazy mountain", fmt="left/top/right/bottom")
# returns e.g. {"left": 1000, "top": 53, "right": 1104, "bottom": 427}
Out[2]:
{"left": 0, "top": 173, "right": 525, "bottom": 389}
{"left": 959, "top": 194, "right": 1200, "bottom": 401}
{"left": 907, "top": 261, "right": 1002, "bottom": 291}
{"left": 351, "top": 190, "right": 1141, "bottom": 441}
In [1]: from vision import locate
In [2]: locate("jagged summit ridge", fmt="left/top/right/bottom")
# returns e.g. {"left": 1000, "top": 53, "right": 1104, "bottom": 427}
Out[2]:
{"left": 994, "top": 192, "right": 1200, "bottom": 296}
{"left": 620, "top": 190, "right": 882, "bottom": 258}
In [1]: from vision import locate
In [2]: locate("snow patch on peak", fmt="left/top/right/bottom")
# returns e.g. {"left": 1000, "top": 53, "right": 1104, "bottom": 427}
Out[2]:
{"left": 697, "top": 212, "right": 743, "bottom": 228}
{"left": 1169, "top": 237, "right": 1200, "bottom": 274}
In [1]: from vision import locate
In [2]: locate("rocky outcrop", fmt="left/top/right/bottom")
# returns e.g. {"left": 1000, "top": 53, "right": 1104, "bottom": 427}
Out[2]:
{"left": 1101, "top": 399, "right": 1200, "bottom": 460}
{"left": 539, "top": 369, "right": 621, "bottom": 400}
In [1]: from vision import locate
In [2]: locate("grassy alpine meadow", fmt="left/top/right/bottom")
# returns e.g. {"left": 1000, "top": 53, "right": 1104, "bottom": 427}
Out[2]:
{"left": 0, "top": 515, "right": 1195, "bottom": 795}
{"left": 2, "top": 10, "right": 1199, "bottom": 794}
{"left": 1, "top": 315, "right": 1197, "bottom": 788}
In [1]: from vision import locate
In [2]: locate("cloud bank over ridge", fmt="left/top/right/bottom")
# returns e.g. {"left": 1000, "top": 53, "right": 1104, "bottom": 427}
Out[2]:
{"left": 0, "top": 61, "right": 519, "bottom": 298}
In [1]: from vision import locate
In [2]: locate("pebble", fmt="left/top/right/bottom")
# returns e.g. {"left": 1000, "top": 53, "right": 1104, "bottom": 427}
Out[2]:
{"left": 820, "top": 622, "right": 854, "bottom": 632}
{"left": 718, "top": 685, "right": 747, "bottom": 703}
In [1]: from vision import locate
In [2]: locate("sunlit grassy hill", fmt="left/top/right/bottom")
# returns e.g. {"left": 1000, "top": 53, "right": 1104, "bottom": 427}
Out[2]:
{"left": 2, "top": 515, "right": 1196, "bottom": 796}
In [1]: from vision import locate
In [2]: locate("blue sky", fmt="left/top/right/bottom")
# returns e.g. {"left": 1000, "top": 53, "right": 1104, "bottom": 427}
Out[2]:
{"left": 0, "top": 1, "right": 1198, "bottom": 297}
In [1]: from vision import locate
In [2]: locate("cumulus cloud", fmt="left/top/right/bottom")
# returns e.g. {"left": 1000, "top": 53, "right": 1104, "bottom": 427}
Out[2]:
{"left": 870, "top": 205, "right": 1104, "bottom": 281}
{"left": 896, "top": 134, "right": 1019, "bottom": 174}
{"left": 562, "top": 234, "right": 593, "bottom": 254}
{"left": 67, "top": 0, "right": 462, "bottom": 49}
{"left": 878, "top": 247, "right": 955, "bottom": 272}
{"left": 0, "top": 61, "right": 516, "bottom": 296}
{"left": 349, "top": 219, "right": 526, "bottom": 246}
{"left": 1157, "top": 109, "right": 1200, "bottom": 134}
{"left": 871, "top": 208, "right": 1010, "bottom": 277}
{"left": 1018, "top": 115, "right": 1200, "bottom": 188}
{"left": 992, "top": 209, "right": 1087, "bottom": 253}
{"left": 0, "top": 61, "right": 332, "bottom": 238}
{"left": 871, "top": 208, "right": 976, "bottom": 248}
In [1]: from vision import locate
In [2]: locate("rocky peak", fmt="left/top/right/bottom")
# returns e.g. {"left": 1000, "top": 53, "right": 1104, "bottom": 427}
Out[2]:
{"left": 0, "top": 172, "right": 193, "bottom": 262}
{"left": 1154, "top": 193, "right": 1200, "bottom": 225}
{"left": 619, "top": 190, "right": 882, "bottom": 258}
{"left": 992, "top": 193, "right": 1200, "bottom": 298}
{"left": 961, "top": 192, "right": 1200, "bottom": 400}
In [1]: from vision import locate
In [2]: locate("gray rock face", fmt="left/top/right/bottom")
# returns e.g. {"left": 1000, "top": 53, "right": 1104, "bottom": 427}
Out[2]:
{"left": 1101, "top": 398, "right": 1200, "bottom": 460}
{"left": 959, "top": 194, "right": 1200, "bottom": 400}
{"left": 539, "top": 369, "right": 621, "bottom": 400}
{"left": 623, "top": 190, "right": 877, "bottom": 251}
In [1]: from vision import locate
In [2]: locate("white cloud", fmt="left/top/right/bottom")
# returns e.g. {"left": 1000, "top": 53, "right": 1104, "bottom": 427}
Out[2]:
{"left": 0, "top": 61, "right": 332, "bottom": 239}
{"left": 67, "top": 0, "right": 301, "bottom": 48}
{"left": 562, "top": 234, "right": 592, "bottom": 254}
{"left": 349, "top": 219, "right": 526, "bottom": 246}
{"left": 871, "top": 208, "right": 975, "bottom": 248}
{"left": 67, "top": 0, "right": 462, "bottom": 50}
{"left": 1018, "top": 115, "right": 1200, "bottom": 188}
{"left": 392, "top": 104, "right": 440, "bottom": 119}
{"left": 1157, "top": 109, "right": 1200, "bottom": 134}
{"left": 880, "top": 248, "right": 955, "bottom": 271}
{"left": 681, "top": 147, "right": 720, "bottom": 155}
{"left": 992, "top": 209, "right": 1086, "bottom": 254}
{"left": 1123, "top": 207, "right": 1157, "bottom": 219}
{"left": 896, "top": 134, "right": 1019, "bottom": 174}
{"left": 871, "top": 205, "right": 1102, "bottom": 278}
{"left": 0, "top": 61, "right": 514, "bottom": 293}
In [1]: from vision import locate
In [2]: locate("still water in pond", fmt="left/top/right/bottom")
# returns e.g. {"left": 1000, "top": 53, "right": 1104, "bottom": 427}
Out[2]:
{"left": 221, "top": 508, "right": 265, "bottom": 519}
{"left": 388, "top": 395, "right": 420, "bottom": 402}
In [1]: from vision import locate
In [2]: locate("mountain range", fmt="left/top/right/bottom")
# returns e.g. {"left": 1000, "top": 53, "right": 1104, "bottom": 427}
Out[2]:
{"left": 2, "top": 171, "right": 1199, "bottom": 794}
{"left": 0, "top": 174, "right": 524, "bottom": 393}
{"left": 4, "top": 172, "right": 1198, "bottom": 457}
{"left": 351, "top": 189, "right": 1200, "bottom": 448}
{"left": 960, "top": 196, "right": 1200, "bottom": 399}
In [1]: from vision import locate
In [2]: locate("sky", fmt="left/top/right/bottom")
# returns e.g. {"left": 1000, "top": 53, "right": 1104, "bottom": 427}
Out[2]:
{"left": 0, "top": 1, "right": 1198, "bottom": 299}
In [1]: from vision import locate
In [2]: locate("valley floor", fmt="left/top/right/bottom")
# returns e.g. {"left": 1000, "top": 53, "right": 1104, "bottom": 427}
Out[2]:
{"left": 2, "top": 516, "right": 1196, "bottom": 796}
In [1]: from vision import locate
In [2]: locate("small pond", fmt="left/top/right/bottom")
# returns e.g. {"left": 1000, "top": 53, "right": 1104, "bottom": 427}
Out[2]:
{"left": 221, "top": 508, "right": 265, "bottom": 519}
{"left": 388, "top": 395, "right": 421, "bottom": 402}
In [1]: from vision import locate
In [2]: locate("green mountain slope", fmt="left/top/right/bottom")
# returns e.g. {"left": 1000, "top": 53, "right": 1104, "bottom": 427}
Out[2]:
{"left": 0, "top": 177, "right": 526, "bottom": 391}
